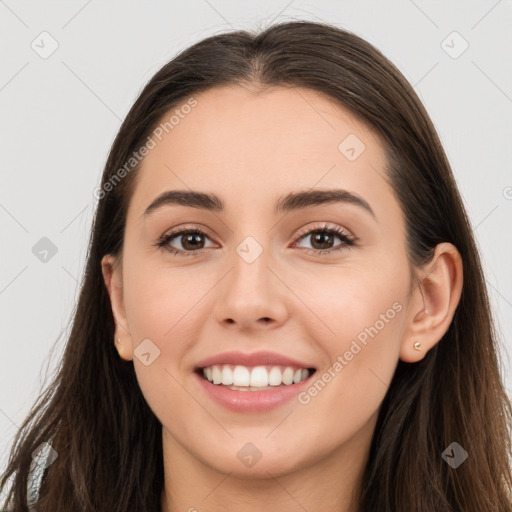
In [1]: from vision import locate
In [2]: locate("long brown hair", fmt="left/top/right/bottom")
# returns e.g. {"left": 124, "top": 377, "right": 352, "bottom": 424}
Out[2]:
{"left": 2, "top": 20, "right": 511, "bottom": 511}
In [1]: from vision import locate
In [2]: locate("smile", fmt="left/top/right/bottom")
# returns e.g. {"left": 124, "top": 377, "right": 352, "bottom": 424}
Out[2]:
{"left": 199, "top": 364, "right": 314, "bottom": 390}
{"left": 194, "top": 365, "right": 317, "bottom": 412}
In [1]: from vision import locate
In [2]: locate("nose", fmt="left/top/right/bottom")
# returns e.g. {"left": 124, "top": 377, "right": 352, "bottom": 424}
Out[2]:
{"left": 213, "top": 240, "right": 289, "bottom": 332}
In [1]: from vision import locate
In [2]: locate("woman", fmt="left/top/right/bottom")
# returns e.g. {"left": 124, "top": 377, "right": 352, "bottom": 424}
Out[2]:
{"left": 1, "top": 20, "right": 511, "bottom": 512}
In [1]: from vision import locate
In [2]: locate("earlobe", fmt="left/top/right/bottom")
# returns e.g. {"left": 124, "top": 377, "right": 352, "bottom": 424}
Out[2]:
{"left": 114, "top": 337, "right": 132, "bottom": 361}
{"left": 400, "top": 243, "right": 463, "bottom": 363}
{"left": 101, "top": 255, "right": 134, "bottom": 361}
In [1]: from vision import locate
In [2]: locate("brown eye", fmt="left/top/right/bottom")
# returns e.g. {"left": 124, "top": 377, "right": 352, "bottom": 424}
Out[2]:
{"left": 179, "top": 232, "right": 206, "bottom": 250}
{"left": 294, "top": 225, "right": 355, "bottom": 255}
{"left": 156, "top": 228, "right": 214, "bottom": 256}
{"left": 308, "top": 231, "right": 337, "bottom": 250}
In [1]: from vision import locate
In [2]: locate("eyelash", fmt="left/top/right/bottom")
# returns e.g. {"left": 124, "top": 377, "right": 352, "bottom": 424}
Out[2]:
{"left": 154, "top": 223, "right": 356, "bottom": 258}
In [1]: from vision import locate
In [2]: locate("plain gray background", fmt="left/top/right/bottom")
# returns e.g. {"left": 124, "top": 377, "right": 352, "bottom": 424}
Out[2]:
{"left": 1, "top": 0, "right": 512, "bottom": 488}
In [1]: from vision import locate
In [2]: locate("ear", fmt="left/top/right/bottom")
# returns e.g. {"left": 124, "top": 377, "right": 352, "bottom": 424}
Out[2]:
{"left": 400, "top": 242, "right": 463, "bottom": 363}
{"left": 101, "top": 254, "right": 134, "bottom": 361}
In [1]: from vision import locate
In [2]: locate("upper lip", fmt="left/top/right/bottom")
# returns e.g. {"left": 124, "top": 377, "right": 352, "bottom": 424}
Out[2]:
{"left": 195, "top": 351, "right": 316, "bottom": 370}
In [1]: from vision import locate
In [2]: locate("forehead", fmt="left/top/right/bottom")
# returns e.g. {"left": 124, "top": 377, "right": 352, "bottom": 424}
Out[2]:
{"left": 127, "top": 84, "right": 394, "bottom": 221}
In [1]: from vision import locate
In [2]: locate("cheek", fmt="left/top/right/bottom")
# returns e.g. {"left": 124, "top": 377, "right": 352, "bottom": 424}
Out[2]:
{"left": 294, "top": 259, "right": 407, "bottom": 420}
{"left": 122, "top": 253, "right": 206, "bottom": 345}
{"left": 122, "top": 262, "right": 206, "bottom": 416}
{"left": 294, "top": 257, "right": 407, "bottom": 349}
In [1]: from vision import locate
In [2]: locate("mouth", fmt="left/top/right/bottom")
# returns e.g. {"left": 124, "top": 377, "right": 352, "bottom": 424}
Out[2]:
{"left": 194, "top": 364, "right": 317, "bottom": 392}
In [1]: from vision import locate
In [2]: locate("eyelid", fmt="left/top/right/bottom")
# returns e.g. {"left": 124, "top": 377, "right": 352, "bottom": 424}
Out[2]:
{"left": 160, "top": 223, "right": 217, "bottom": 241}
{"left": 159, "top": 222, "right": 353, "bottom": 242}
{"left": 293, "top": 222, "right": 354, "bottom": 242}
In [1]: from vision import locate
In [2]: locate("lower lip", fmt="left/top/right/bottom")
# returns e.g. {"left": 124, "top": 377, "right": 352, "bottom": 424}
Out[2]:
{"left": 193, "top": 370, "right": 316, "bottom": 412}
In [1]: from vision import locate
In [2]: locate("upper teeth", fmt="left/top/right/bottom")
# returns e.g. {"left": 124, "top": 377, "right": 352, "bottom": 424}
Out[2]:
{"left": 202, "top": 364, "right": 311, "bottom": 387}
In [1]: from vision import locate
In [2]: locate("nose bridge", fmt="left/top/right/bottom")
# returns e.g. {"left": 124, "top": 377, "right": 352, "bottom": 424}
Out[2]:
{"left": 230, "top": 232, "right": 273, "bottom": 297}
{"left": 228, "top": 212, "right": 274, "bottom": 279}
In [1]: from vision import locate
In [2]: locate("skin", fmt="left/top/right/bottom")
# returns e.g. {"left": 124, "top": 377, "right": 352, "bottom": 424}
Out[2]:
{"left": 102, "top": 84, "right": 463, "bottom": 512}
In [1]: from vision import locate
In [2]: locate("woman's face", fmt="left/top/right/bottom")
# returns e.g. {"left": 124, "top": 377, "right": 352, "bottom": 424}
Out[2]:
{"left": 104, "top": 84, "right": 418, "bottom": 479}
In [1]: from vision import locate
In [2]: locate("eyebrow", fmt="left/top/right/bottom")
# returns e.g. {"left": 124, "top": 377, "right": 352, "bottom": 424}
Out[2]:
{"left": 143, "top": 188, "right": 376, "bottom": 219}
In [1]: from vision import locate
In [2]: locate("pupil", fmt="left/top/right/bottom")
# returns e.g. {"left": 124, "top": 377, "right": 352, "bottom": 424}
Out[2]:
{"left": 313, "top": 232, "right": 332, "bottom": 249}
{"left": 184, "top": 233, "right": 203, "bottom": 250}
